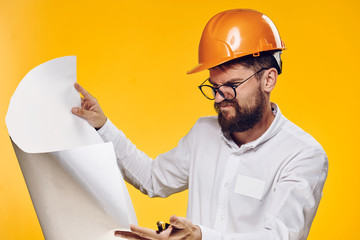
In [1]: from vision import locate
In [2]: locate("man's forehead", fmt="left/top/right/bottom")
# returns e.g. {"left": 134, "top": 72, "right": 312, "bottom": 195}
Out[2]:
{"left": 209, "top": 65, "right": 253, "bottom": 84}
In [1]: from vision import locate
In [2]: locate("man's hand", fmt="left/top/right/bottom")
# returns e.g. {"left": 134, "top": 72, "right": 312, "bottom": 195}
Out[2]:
{"left": 115, "top": 215, "right": 202, "bottom": 240}
{"left": 71, "top": 83, "right": 107, "bottom": 129}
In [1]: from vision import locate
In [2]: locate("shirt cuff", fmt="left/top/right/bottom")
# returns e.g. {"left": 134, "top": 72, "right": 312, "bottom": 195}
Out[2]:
{"left": 97, "top": 118, "right": 125, "bottom": 143}
{"left": 198, "top": 225, "right": 222, "bottom": 240}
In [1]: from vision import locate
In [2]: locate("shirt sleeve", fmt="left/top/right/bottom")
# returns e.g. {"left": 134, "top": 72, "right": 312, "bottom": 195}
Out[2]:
{"left": 199, "top": 148, "right": 328, "bottom": 240}
{"left": 97, "top": 118, "right": 190, "bottom": 198}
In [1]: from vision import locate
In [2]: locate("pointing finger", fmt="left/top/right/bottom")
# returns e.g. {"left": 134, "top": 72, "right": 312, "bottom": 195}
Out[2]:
{"left": 74, "top": 82, "right": 94, "bottom": 100}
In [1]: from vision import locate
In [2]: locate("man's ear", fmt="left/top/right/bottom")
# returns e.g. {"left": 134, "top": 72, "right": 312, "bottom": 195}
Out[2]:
{"left": 262, "top": 68, "right": 278, "bottom": 93}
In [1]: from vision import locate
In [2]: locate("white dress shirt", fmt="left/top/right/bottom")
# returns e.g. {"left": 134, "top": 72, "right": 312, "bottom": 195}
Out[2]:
{"left": 97, "top": 103, "right": 328, "bottom": 240}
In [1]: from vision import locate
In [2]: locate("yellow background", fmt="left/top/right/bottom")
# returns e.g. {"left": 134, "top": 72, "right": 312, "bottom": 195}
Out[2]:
{"left": 0, "top": 0, "right": 358, "bottom": 239}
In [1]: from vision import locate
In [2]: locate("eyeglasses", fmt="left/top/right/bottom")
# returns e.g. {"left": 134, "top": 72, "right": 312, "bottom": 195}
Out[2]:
{"left": 198, "top": 68, "right": 268, "bottom": 100}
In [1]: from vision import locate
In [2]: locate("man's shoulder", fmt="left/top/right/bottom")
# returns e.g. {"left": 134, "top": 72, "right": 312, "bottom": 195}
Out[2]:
{"left": 275, "top": 116, "right": 328, "bottom": 177}
{"left": 280, "top": 117, "right": 325, "bottom": 153}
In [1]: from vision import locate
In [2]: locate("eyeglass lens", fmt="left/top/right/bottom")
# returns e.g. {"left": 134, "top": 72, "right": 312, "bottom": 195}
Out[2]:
{"left": 200, "top": 85, "right": 236, "bottom": 100}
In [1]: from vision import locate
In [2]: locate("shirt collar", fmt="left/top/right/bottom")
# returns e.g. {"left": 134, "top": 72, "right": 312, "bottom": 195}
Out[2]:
{"left": 220, "top": 103, "right": 286, "bottom": 151}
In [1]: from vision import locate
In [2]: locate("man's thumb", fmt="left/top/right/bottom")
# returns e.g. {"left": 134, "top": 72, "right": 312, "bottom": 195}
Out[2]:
{"left": 169, "top": 215, "right": 185, "bottom": 229}
{"left": 72, "top": 107, "right": 91, "bottom": 119}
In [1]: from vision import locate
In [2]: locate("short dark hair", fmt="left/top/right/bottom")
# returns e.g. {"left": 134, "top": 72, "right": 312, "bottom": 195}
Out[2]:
{"left": 212, "top": 51, "right": 282, "bottom": 80}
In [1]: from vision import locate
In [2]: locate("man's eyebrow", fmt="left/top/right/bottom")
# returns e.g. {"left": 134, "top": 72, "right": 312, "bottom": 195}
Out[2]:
{"left": 208, "top": 78, "right": 245, "bottom": 85}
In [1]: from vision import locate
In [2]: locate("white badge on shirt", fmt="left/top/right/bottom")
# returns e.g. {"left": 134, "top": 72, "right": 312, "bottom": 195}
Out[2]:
{"left": 234, "top": 174, "right": 265, "bottom": 200}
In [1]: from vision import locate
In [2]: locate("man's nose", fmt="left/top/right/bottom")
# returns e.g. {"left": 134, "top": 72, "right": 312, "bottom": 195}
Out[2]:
{"left": 214, "top": 90, "right": 226, "bottom": 103}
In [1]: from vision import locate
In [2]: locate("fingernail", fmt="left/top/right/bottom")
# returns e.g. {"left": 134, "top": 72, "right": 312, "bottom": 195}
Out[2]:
{"left": 72, "top": 108, "right": 78, "bottom": 114}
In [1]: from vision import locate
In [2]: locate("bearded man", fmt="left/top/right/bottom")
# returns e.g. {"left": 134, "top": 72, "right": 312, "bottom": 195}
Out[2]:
{"left": 72, "top": 9, "right": 328, "bottom": 240}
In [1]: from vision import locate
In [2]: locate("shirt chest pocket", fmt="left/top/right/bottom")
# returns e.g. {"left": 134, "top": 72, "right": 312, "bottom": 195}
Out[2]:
{"left": 233, "top": 174, "right": 266, "bottom": 201}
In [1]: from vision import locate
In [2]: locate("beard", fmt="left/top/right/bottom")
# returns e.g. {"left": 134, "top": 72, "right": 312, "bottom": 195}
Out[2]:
{"left": 214, "top": 87, "right": 266, "bottom": 136}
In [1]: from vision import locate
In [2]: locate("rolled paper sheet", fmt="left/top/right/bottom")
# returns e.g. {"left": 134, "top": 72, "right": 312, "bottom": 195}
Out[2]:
{"left": 6, "top": 56, "right": 137, "bottom": 239}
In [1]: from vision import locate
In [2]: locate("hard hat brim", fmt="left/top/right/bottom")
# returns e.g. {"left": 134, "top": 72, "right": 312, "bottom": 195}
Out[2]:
{"left": 187, "top": 63, "right": 212, "bottom": 74}
{"left": 187, "top": 48, "right": 286, "bottom": 74}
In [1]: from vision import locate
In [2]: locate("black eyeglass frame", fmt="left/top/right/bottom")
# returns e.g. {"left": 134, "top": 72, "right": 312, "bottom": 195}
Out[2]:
{"left": 198, "top": 68, "right": 268, "bottom": 100}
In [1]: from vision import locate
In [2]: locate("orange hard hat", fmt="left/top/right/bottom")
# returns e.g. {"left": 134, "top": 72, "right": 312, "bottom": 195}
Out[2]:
{"left": 187, "top": 9, "right": 286, "bottom": 74}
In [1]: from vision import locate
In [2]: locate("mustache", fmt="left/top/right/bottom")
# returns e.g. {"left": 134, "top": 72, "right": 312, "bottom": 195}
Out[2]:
{"left": 214, "top": 99, "right": 238, "bottom": 108}
{"left": 214, "top": 99, "right": 239, "bottom": 114}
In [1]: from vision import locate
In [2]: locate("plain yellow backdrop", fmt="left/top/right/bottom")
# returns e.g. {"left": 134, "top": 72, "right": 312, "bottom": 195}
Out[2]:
{"left": 1, "top": 0, "right": 359, "bottom": 239}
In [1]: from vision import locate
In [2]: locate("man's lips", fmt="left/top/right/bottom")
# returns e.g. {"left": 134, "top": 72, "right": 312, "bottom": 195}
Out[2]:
{"left": 217, "top": 102, "right": 236, "bottom": 108}
{"left": 220, "top": 106, "right": 233, "bottom": 111}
